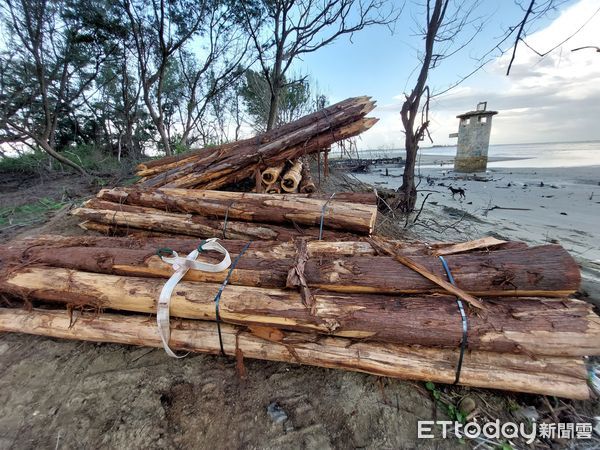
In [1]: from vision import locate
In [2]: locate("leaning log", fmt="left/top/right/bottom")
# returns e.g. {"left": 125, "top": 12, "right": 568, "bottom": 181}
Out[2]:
{"left": 145, "top": 117, "right": 378, "bottom": 190}
{"left": 95, "top": 187, "right": 378, "bottom": 234}
{"left": 137, "top": 97, "right": 377, "bottom": 188}
{"left": 0, "top": 308, "right": 590, "bottom": 399}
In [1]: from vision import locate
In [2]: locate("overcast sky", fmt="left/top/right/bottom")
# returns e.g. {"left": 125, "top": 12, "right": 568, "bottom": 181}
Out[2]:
{"left": 298, "top": 0, "right": 600, "bottom": 149}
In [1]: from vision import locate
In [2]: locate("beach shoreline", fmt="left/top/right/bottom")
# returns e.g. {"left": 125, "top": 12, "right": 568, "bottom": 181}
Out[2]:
{"left": 353, "top": 162, "right": 600, "bottom": 301}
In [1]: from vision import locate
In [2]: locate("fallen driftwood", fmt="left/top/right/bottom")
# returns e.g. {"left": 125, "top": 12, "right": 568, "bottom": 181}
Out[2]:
{"left": 0, "top": 308, "right": 590, "bottom": 399}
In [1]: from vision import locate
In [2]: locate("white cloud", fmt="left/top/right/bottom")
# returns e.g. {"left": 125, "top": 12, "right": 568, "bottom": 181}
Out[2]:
{"left": 359, "top": 0, "right": 600, "bottom": 148}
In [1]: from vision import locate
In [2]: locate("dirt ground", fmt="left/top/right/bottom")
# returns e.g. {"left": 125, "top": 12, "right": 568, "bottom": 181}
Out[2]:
{"left": 0, "top": 170, "right": 598, "bottom": 449}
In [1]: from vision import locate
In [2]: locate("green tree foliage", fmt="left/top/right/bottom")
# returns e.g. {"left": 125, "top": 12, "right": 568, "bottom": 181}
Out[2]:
{"left": 240, "top": 69, "right": 313, "bottom": 132}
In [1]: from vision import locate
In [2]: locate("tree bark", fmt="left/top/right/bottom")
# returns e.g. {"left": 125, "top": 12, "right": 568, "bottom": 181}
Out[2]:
{"left": 71, "top": 201, "right": 355, "bottom": 241}
{"left": 0, "top": 307, "right": 590, "bottom": 399}
{"left": 2, "top": 236, "right": 579, "bottom": 298}
{"left": 299, "top": 158, "right": 316, "bottom": 193}
{"left": 136, "top": 97, "right": 377, "bottom": 189}
{"left": 95, "top": 187, "right": 377, "bottom": 234}
{"left": 1, "top": 267, "right": 597, "bottom": 356}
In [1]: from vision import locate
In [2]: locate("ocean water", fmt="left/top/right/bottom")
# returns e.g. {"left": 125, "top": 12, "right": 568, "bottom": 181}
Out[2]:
{"left": 355, "top": 140, "right": 600, "bottom": 169}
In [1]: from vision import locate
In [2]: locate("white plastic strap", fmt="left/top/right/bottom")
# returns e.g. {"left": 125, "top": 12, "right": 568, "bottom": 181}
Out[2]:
{"left": 157, "top": 238, "right": 231, "bottom": 358}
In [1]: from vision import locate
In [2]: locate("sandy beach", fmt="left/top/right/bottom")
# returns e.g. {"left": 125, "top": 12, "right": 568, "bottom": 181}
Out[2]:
{"left": 353, "top": 157, "right": 600, "bottom": 301}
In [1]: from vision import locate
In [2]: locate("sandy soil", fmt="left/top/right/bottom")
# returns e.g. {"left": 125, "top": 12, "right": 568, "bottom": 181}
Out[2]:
{"left": 0, "top": 169, "right": 599, "bottom": 449}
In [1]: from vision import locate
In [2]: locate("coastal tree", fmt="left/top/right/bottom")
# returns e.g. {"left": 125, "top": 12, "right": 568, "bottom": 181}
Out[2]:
{"left": 240, "top": 0, "right": 400, "bottom": 131}
{"left": 0, "top": 0, "right": 111, "bottom": 175}
{"left": 121, "top": 0, "right": 208, "bottom": 156}
{"left": 240, "top": 69, "right": 312, "bottom": 132}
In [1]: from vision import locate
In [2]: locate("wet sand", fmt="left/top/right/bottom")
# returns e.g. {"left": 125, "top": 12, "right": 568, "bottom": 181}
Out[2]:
{"left": 354, "top": 160, "right": 600, "bottom": 301}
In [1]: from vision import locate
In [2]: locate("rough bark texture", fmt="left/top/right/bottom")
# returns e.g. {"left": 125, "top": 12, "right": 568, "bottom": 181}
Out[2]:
{"left": 0, "top": 308, "right": 590, "bottom": 399}
{"left": 0, "top": 237, "right": 568, "bottom": 297}
{"left": 135, "top": 97, "right": 377, "bottom": 189}
{"left": 95, "top": 187, "right": 377, "bottom": 234}
{"left": 71, "top": 200, "right": 355, "bottom": 241}
{"left": 299, "top": 158, "right": 317, "bottom": 193}
{"left": 281, "top": 160, "right": 303, "bottom": 192}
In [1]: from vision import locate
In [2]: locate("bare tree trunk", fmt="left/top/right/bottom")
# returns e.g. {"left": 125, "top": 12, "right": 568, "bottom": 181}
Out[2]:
{"left": 396, "top": 133, "right": 418, "bottom": 212}
{"left": 394, "top": 0, "right": 447, "bottom": 212}
{"left": 266, "top": 70, "right": 282, "bottom": 131}
{"left": 39, "top": 139, "right": 88, "bottom": 176}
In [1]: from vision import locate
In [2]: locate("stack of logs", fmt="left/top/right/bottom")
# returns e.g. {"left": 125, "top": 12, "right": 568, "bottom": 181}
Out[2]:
{"left": 2, "top": 94, "right": 596, "bottom": 400}
{"left": 134, "top": 97, "right": 376, "bottom": 190}
{"left": 260, "top": 157, "right": 316, "bottom": 194}
{"left": 0, "top": 234, "right": 595, "bottom": 400}
{"left": 71, "top": 187, "right": 378, "bottom": 241}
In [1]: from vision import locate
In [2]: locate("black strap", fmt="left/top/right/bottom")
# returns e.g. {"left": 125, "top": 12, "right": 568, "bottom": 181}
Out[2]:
{"left": 213, "top": 241, "right": 252, "bottom": 356}
{"left": 438, "top": 255, "right": 468, "bottom": 385}
{"left": 318, "top": 193, "right": 336, "bottom": 240}
{"left": 222, "top": 203, "right": 234, "bottom": 239}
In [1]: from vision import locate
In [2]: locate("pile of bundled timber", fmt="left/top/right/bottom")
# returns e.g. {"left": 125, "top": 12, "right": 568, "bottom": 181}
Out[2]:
{"left": 260, "top": 158, "right": 316, "bottom": 194}
{"left": 135, "top": 97, "right": 377, "bottom": 190}
{"left": 71, "top": 188, "right": 378, "bottom": 240}
{"left": 0, "top": 234, "right": 595, "bottom": 399}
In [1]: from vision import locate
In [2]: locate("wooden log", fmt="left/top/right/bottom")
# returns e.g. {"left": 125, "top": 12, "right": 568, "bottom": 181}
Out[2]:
{"left": 281, "top": 160, "right": 303, "bottom": 193}
{"left": 265, "top": 182, "right": 281, "bottom": 194}
{"left": 94, "top": 188, "right": 378, "bottom": 234}
{"left": 299, "top": 158, "right": 316, "bottom": 193}
{"left": 0, "top": 234, "right": 376, "bottom": 260}
{"left": 1, "top": 266, "right": 597, "bottom": 356}
{"left": 101, "top": 186, "right": 377, "bottom": 206}
{"left": 300, "top": 244, "right": 580, "bottom": 297}
{"left": 9, "top": 234, "right": 496, "bottom": 266}
{"left": 79, "top": 221, "right": 174, "bottom": 238}
{"left": 137, "top": 97, "right": 376, "bottom": 187}
{"left": 1, "top": 236, "right": 568, "bottom": 296}
{"left": 0, "top": 307, "right": 590, "bottom": 399}
{"left": 137, "top": 97, "right": 370, "bottom": 177}
{"left": 148, "top": 117, "right": 378, "bottom": 190}
{"left": 71, "top": 203, "right": 354, "bottom": 242}
{"left": 261, "top": 163, "right": 285, "bottom": 185}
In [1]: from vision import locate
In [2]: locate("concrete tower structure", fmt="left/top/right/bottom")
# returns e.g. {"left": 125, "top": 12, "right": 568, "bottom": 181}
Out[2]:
{"left": 453, "top": 102, "right": 498, "bottom": 173}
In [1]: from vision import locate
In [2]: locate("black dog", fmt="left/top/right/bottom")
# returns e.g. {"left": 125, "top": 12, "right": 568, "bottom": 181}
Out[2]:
{"left": 448, "top": 186, "right": 466, "bottom": 200}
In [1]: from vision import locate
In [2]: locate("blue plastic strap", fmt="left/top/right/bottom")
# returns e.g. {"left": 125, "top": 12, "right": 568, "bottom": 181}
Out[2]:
{"left": 439, "top": 255, "right": 468, "bottom": 385}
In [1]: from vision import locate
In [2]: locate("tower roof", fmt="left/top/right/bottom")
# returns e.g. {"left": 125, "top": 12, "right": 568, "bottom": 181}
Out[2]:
{"left": 457, "top": 110, "right": 498, "bottom": 119}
